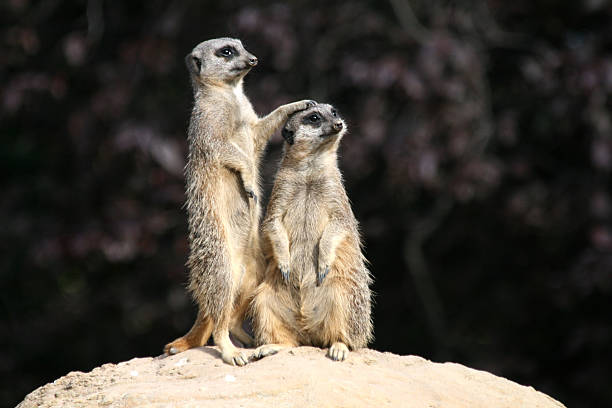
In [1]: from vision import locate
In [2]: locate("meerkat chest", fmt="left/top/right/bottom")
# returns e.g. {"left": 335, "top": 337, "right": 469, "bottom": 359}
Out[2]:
{"left": 230, "top": 127, "right": 255, "bottom": 159}
{"left": 229, "top": 90, "right": 257, "bottom": 151}
{"left": 282, "top": 181, "right": 329, "bottom": 244}
{"left": 232, "top": 88, "right": 256, "bottom": 122}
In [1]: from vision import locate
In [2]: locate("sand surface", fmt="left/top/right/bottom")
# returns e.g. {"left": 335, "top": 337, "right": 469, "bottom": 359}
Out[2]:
{"left": 18, "top": 346, "right": 566, "bottom": 408}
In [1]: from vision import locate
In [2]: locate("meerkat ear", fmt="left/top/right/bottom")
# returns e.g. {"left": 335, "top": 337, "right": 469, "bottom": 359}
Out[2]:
{"left": 185, "top": 53, "right": 201, "bottom": 74}
{"left": 282, "top": 128, "right": 295, "bottom": 145}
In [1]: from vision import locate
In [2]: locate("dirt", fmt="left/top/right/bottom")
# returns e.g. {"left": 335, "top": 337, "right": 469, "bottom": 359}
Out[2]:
{"left": 17, "top": 346, "right": 566, "bottom": 408}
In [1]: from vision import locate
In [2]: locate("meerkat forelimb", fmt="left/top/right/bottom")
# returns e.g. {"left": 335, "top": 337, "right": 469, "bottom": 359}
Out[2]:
{"left": 317, "top": 223, "right": 347, "bottom": 286}
{"left": 264, "top": 214, "right": 292, "bottom": 282}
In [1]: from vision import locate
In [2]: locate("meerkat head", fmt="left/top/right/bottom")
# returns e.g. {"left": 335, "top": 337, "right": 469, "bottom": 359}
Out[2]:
{"left": 185, "top": 37, "right": 258, "bottom": 87}
{"left": 281, "top": 103, "right": 346, "bottom": 155}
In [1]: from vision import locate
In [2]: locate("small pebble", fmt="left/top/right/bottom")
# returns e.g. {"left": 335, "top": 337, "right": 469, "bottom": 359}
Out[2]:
{"left": 174, "top": 358, "right": 188, "bottom": 367}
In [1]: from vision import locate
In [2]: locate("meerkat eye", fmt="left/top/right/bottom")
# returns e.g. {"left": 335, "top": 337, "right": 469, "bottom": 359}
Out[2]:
{"left": 331, "top": 109, "right": 337, "bottom": 117}
{"left": 217, "top": 47, "right": 235, "bottom": 57}
{"left": 308, "top": 114, "right": 320, "bottom": 123}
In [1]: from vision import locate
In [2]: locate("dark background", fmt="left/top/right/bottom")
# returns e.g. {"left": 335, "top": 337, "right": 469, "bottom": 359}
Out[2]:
{"left": 2, "top": 1, "right": 611, "bottom": 407}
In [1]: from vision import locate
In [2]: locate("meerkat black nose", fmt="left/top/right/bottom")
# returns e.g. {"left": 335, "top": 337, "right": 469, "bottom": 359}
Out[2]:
{"left": 333, "top": 122, "right": 343, "bottom": 131}
{"left": 248, "top": 56, "right": 258, "bottom": 66}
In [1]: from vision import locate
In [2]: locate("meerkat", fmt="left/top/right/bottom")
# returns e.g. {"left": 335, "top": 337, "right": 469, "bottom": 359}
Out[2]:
{"left": 163, "top": 37, "right": 314, "bottom": 366}
{"left": 250, "top": 103, "right": 373, "bottom": 362}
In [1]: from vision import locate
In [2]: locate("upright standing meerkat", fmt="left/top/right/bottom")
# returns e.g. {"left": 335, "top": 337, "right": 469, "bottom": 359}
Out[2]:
{"left": 163, "top": 37, "right": 314, "bottom": 366}
{"left": 251, "top": 104, "right": 373, "bottom": 362}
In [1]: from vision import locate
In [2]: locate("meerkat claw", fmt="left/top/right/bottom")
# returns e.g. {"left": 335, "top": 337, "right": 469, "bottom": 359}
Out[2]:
{"left": 224, "top": 350, "right": 248, "bottom": 366}
{"left": 328, "top": 342, "right": 348, "bottom": 361}
{"left": 245, "top": 189, "right": 258, "bottom": 203}
{"left": 279, "top": 265, "right": 290, "bottom": 283}
{"left": 317, "top": 265, "right": 330, "bottom": 286}
{"left": 306, "top": 100, "right": 317, "bottom": 108}
{"left": 252, "top": 345, "right": 283, "bottom": 360}
{"left": 233, "top": 354, "right": 248, "bottom": 366}
{"left": 169, "top": 347, "right": 178, "bottom": 355}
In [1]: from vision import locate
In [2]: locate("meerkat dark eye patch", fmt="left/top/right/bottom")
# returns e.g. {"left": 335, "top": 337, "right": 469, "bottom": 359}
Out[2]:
{"left": 216, "top": 46, "right": 238, "bottom": 58}
{"left": 331, "top": 109, "right": 338, "bottom": 117}
{"left": 303, "top": 113, "right": 322, "bottom": 127}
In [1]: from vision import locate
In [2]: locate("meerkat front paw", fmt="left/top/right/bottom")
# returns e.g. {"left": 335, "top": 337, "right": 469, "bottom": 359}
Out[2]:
{"left": 300, "top": 100, "right": 317, "bottom": 110}
{"left": 317, "top": 264, "right": 330, "bottom": 286}
{"left": 327, "top": 342, "right": 349, "bottom": 361}
{"left": 278, "top": 263, "right": 290, "bottom": 283}
{"left": 289, "top": 99, "right": 316, "bottom": 113}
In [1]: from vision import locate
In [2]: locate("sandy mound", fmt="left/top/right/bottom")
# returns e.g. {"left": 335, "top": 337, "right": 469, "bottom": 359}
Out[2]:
{"left": 18, "top": 346, "right": 565, "bottom": 408}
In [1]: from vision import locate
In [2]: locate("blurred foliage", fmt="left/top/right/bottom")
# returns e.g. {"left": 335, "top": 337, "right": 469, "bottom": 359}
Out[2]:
{"left": 2, "top": 0, "right": 612, "bottom": 407}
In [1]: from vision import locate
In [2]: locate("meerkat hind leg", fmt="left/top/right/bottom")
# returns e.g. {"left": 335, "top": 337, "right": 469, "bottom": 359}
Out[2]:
{"left": 250, "top": 283, "right": 299, "bottom": 361}
{"left": 229, "top": 289, "right": 256, "bottom": 347}
{"left": 163, "top": 311, "right": 212, "bottom": 355}
{"left": 231, "top": 321, "right": 254, "bottom": 347}
{"left": 214, "top": 309, "right": 249, "bottom": 366}
{"left": 302, "top": 279, "right": 352, "bottom": 362}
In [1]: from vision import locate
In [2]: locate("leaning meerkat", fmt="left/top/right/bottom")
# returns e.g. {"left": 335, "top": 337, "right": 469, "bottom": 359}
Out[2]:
{"left": 163, "top": 37, "right": 314, "bottom": 366}
{"left": 251, "top": 104, "right": 373, "bottom": 361}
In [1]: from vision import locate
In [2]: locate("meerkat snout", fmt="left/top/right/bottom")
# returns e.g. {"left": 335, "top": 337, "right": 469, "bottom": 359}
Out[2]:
{"left": 248, "top": 56, "right": 258, "bottom": 66}
{"left": 332, "top": 122, "right": 343, "bottom": 132}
